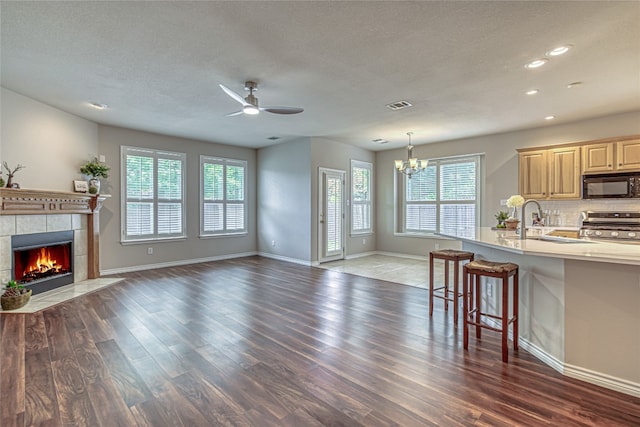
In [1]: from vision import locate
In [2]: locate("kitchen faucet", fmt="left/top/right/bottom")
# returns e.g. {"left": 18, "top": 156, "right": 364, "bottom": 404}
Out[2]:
{"left": 520, "top": 199, "right": 543, "bottom": 240}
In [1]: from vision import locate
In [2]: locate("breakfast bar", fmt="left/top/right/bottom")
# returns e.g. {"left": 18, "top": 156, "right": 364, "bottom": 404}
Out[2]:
{"left": 439, "top": 227, "right": 640, "bottom": 398}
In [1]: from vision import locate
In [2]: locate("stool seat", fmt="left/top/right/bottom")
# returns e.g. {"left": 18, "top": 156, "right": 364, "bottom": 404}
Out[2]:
{"left": 465, "top": 260, "right": 518, "bottom": 274}
{"left": 431, "top": 249, "right": 475, "bottom": 259}
{"left": 463, "top": 258, "right": 519, "bottom": 363}
{"left": 429, "top": 250, "right": 474, "bottom": 327}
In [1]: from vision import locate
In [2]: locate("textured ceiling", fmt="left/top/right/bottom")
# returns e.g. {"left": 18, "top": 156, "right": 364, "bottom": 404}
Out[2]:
{"left": 1, "top": 1, "right": 639, "bottom": 150}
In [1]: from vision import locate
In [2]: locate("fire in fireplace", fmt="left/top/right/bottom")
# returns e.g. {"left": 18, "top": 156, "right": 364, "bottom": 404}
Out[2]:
{"left": 12, "top": 230, "right": 74, "bottom": 295}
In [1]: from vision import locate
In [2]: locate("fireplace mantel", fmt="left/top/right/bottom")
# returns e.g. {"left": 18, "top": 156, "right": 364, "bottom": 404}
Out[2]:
{"left": 0, "top": 188, "right": 107, "bottom": 214}
{"left": 1, "top": 188, "right": 109, "bottom": 279}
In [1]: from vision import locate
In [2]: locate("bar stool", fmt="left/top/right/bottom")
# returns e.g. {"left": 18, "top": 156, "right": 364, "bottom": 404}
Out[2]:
{"left": 463, "top": 259, "right": 519, "bottom": 363}
{"left": 429, "top": 249, "right": 474, "bottom": 327}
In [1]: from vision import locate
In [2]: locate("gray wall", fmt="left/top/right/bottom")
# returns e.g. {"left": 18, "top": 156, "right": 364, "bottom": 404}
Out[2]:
{"left": 257, "top": 139, "right": 312, "bottom": 262}
{"left": 310, "top": 137, "right": 376, "bottom": 261}
{"left": 97, "top": 125, "right": 257, "bottom": 272}
{"left": 376, "top": 110, "right": 640, "bottom": 257}
{"left": 1, "top": 88, "right": 98, "bottom": 190}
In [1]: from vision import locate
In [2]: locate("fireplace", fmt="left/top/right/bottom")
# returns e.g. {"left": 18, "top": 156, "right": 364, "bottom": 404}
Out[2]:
{"left": 12, "top": 231, "right": 74, "bottom": 295}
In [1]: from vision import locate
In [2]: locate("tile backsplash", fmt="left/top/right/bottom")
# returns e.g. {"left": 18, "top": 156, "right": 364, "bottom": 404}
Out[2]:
{"left": 512, "top": 199, "right": 640, "bottom": 228}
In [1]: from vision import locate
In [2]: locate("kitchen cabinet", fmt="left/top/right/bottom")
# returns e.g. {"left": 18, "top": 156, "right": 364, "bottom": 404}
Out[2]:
{"left": 519, "top": 146, "right": 581, "bottom": 200}
{"left": 582, "top": 138, "right": 640, "bottom": 173}
{"left": 519, "top": 149, "right": 547, "bottom": 199}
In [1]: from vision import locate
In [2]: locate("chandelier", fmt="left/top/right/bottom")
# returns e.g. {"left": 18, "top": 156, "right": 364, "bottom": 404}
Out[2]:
{"left": 394, "top": 132, "right": 427, "bottom": 178}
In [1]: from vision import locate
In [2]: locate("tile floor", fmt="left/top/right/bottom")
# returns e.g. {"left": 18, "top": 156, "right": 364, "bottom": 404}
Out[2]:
{"left": 1, "top": 278, "right": 124, "bottom": 313}
{"left": 317, "top": 254, "right": 433, "bottom": 289}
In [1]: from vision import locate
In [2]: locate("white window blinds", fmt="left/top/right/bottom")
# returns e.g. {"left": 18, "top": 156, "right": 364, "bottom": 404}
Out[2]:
{"left": 122, "top": 146, "right": 186, "bottom": 241}
{"left": 351, "top": 160, "right": 372, "bottom": 234}
{"left": 402, "top": 155, "right": 480, "bottom": 237}
{"left": 201, "top": 156, "right": 247, "bottom": 236}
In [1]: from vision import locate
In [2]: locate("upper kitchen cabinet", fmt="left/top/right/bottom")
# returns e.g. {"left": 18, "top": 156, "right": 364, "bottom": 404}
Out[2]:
{"left": 519, "top": 146, "right": 581, "bottom": 200}
{"left": 548, "top": 146, "right": 581, "bottom": 199}
{"left": 616, "top": 138, "right": 640, "bottom": 171}
{"left": 582, "top": 137, "right": 640, "bottom": 173}
{"left": 519, "top": 149, "right": 547, "bottom": 199}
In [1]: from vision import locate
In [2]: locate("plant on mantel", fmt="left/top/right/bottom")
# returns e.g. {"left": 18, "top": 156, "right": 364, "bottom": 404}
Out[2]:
{"left": 80, "top": 157, "right": 110, "bottom": 194}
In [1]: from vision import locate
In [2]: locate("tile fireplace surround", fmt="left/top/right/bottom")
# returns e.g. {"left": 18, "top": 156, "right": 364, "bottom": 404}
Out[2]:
{"left": 0, "top": 188, "right": 107, "bottom": 290}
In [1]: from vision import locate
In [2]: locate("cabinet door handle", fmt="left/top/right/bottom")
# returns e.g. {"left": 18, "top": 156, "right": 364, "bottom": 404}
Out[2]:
{"left": 619, "top": 163, "right": 623, "bottom": 166}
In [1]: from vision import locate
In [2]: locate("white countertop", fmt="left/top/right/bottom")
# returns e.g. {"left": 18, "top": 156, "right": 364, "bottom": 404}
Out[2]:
{"left": 438, "top": 227, "right": 640, "bottom": 266}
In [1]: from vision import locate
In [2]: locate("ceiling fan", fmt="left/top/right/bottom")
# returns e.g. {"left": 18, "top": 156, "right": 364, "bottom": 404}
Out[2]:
{"left": 219, "top": 81, "right": 304, "bottom": 116}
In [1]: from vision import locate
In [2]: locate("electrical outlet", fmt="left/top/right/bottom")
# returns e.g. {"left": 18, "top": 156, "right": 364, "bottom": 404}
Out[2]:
{"left": 99, "top": 154, "right": 106, "bottom": 162}
{"left": 362, "top": 238, "right": 366, "bottom": 245}
{"left": 147, "top": 247, "right": 153, "bottom": 255}
{"left": 434, "top": 243, "right": 440, "bottom": 250}
{"left": 500, "top": 199, "right": 508, "bottom": 206}
{"left": 271, "top": 240, "right": 276, "bottom": 247}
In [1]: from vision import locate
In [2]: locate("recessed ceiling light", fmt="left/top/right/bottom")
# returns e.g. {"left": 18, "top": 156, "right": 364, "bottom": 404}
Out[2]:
{"left": 372, "top": 138, "right": 389, "bottom": 144}
{"left": 545, "top": 115, "right": 555, "bottom": 120}
{"left": 526, "top": 89, "right": 539, "bottom": 95}
{"left": 89, "top": 102, "right": 108, "bottom": 110}
{"left": 546, "top": 45, "right": 573, "bottom": 56}
{"left": 567, "top": 81, "right": 583, "bottom": 89}
{"left": 525, "top": 58, "right": 549, "bottom": 69}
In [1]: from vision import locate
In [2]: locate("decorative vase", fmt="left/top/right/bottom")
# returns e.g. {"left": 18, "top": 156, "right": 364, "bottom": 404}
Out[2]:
{"left": 510, "top": 206, "right": 518, "bottom": 219}
{"left": 88, "top": 178, "right": 100, "bottom": 194}
{"left": 1, "top": 289, "right": 32, "bottom": 310}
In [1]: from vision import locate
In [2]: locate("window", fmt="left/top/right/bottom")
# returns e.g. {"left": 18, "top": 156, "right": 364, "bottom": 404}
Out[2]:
{"left": 351, "top": 160, "right": 372, "bottom": 235}
{"left": 200, "top": 156, "right": 247, "bottom": 236}
{"left": 399, "top": 154, "right": 481, "bottom": 238}
{"left": 122, "top": 146, "right": 186, "bottom": 241}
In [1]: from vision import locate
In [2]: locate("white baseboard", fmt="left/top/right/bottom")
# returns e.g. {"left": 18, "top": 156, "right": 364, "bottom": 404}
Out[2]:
{"left": 101, "top": 251, "right": 258, "bottom": 275}
{"left": 564, "top": 363, "right": 640, "bottom": 398}
{"left": 518, "top": 338, "right": 564, "bottom": 374}
{"left": 257, "top": 252, "right": 312, "bottom": 266}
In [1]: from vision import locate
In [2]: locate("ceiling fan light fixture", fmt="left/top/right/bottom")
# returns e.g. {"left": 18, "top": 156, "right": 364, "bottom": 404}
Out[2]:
{"left": 220, "top": 81, "right": 303, "bottom": 116}
{"left": 243, "top": 105, "right": 260, "bottom": 115}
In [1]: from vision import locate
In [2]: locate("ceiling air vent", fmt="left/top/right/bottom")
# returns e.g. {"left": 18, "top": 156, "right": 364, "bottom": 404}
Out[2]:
{"left": 266, "top": 136, "right": 281, "bottom": 141}
{"left": 386, "top": 100, "right": 412, "bottom": 111}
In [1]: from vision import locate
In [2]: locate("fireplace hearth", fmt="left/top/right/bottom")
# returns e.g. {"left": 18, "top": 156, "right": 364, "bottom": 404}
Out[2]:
{"left": 12, "top": 230, "right": 74, "bottom": 295}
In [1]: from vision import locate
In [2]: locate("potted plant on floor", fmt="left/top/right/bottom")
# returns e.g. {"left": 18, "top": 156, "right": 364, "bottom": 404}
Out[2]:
{"left": 80, "top": 157, "right": 110, "bottom": 194}
{"left": 1, "top": 280, "right": 32, "bottom": 310}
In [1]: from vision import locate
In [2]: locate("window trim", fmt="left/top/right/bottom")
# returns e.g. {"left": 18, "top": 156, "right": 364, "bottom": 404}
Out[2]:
{"left": 121, "top": 146, "right": 187, "bottom": 243}
{"left": 395, "top": 153, "right": 483, "bottom": 237}
{"left": 199, "top": 155, "right": 248, "bottom": 237}
{"left": 350, "top": 159, "right": 373, "bottom": 236}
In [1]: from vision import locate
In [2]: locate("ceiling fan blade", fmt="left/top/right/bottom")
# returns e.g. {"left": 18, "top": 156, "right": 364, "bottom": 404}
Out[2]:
{"left": 261, "top": 106, "right": 304, "bottom": 115}
{"left": 219, "top": 84, "right": 246, "bottom": 105}
{"left": 224, "top": 110, "right": 245, "bottom": 117}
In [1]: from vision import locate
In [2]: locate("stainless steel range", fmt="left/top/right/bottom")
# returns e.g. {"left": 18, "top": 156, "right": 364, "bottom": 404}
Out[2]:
{"left": 579, "top": 211, "right": 640, "bottom": 243}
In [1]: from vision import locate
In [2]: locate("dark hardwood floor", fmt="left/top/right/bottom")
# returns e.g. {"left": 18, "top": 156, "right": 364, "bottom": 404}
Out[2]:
{"left": 1, "top": 256, "right": 639, "bottom": 426}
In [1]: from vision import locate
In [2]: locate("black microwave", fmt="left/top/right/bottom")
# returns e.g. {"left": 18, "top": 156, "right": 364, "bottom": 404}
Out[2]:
{"left": 582, "top": 172, "right": 640, "bottom": 199}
